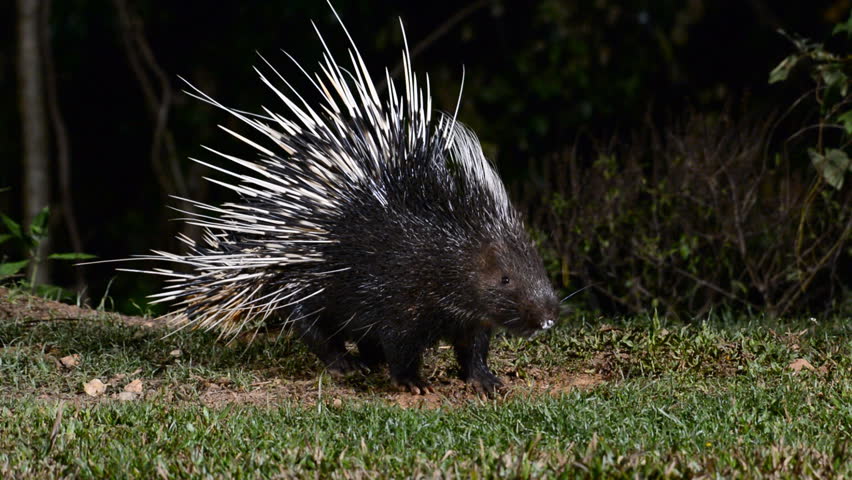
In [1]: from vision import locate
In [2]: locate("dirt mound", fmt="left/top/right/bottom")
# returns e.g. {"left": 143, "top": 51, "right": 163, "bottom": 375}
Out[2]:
{"left": 0, "top": 286, "right": 152, "bottom": 327}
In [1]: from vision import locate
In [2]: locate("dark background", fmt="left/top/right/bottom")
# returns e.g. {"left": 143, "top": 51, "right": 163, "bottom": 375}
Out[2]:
{"left": 2, "top": 1, "right": 849, "bottom": 315}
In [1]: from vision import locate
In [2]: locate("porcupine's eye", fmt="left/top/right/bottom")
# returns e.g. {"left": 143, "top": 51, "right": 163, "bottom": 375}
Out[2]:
{"left": 501, "top": 276, "right": 510, "bottom": 285}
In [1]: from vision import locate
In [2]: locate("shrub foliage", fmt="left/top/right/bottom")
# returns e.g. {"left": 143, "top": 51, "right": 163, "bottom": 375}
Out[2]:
{"left": 523, "top": 110, "right": 850, "bottom": 317}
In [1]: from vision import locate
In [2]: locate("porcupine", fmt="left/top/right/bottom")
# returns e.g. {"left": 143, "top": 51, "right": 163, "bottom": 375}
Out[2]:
{"left": 127, "top": 6, "right": 560, "bottom": 394}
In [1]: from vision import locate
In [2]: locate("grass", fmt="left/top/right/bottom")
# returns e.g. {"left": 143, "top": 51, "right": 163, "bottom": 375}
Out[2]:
{"left": 1, "top": 303, "right": 852, "bottom": 478}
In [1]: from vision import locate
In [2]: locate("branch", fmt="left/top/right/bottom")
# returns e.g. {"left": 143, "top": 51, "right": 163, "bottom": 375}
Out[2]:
{"left": 113, "top": 0, "right": 186, "bottom": 198}
{"left": 777, "top": 206, "right": 852, "bottom": 316}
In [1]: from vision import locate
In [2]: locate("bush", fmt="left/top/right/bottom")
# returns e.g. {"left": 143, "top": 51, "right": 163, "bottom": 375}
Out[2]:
{"left": 522, "top": 109, "right": 851, "bottom": 317}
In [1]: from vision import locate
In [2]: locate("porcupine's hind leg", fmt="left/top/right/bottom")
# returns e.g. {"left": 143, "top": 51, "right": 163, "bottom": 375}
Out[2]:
{"left": 355, "top": 335, "right": 385, "bottom": 369}
{"left": 454, "top": 326, "right": 503, "bottom": 394}
{"left": 378, "top": 319, "right": 434, "bottom": 395}
{"left": 291, "top": 310, "right": 367, "bottom": 377}
{"left": 384, "top": 343, "right": 432, "bottom": 395}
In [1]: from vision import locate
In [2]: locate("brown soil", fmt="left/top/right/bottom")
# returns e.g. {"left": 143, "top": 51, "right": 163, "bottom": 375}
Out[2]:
{"left": 192, "top": 370, "right": 605, "bottom": 410}
{"left": 1, "top": 287, "right": 605, "bottom": 408}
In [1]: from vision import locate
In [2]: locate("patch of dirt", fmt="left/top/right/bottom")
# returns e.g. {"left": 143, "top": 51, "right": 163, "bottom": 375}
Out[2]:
{"left": 195, "top": 371, "right": 604, "bottom": 410}
{"left": 588, "top": 351, "right": 631, "bottom": 377}
{"left": 5, "top": 368, "right": 605, "bottom": 410}
{"left": 1, "top": 287, "right": 606, "bottom": 408}
{"left": 0, "top": 286, "right": 153, "bottom": 327}
{"left": 29, "top": 368, "right": 605, "bottom": 410}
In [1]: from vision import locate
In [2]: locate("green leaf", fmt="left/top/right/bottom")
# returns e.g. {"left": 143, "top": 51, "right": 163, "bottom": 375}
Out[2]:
{"left": 837, "top": 111, "right": 852, "bottom": 135}
{"left": 808, "top": 148, "right": 851, "bottom": 189}
{"left": 820, "top": 66, "right": 849, "bottom": 96}
{"left": 30, "top": 206, "right": 50, "bottom": 238}
{"left": 48, "top": 252, "right": 97, "bottom": 260}
{"left": 769, "top": 54, "right": 801, "bottom": 84}
{"left": 0, "top": 233, "right": 13, "bottom": 245}
{"left": 833, "top": 11, "right": 852, "bottom": 38}
{"left": 731, "top": 280, "right": 748, "bottom": 294}
{"left": 0, "top": 259, "right": 30, "bottom": 277}
{"left": 0, "top": 214, "right": 23, "bottom": 239}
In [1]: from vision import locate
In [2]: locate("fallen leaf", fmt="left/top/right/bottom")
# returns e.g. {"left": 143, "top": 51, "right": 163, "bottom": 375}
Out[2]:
{"left": 117, "top": 391, "right": 137, "bottom": 401}
{"left": 788, "top": 358, "right": 815, "bottom": 373}
{"left": 59, "top": 354, "right": 80, "bottom": 369}
{"left": 124, "top": 379, "right": 143, "bottom": 393}
{"left": 83, "top": 379, "right": 106, "bottom": 397}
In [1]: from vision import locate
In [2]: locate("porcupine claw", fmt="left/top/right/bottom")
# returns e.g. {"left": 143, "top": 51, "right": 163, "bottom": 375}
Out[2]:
{"left": 393, "top": 376, "right": 434, "bottom": 395}
{"left": 466, "top": 371, "right": 504, "bottom": 396}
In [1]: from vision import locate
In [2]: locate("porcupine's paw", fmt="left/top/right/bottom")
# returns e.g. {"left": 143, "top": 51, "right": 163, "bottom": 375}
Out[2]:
{"left": 466, "top": 370, "right": 504, "bottom": 396}
{"left": 392, "top": 375, "right": 434, "bottom": 395}
{"left": 326, "top": 353, "right": 371, "bottom": 377}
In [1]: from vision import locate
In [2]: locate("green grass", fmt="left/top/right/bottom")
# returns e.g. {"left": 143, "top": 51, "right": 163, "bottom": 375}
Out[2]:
{"left": 2, "top": 310, "right": 852, "bottom": 478}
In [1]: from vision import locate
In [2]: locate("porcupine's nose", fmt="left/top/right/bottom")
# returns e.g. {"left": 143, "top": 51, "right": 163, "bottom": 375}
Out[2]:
{"left": 539, "top": 306, "right": 557, "bottom": 330}
{"left": 539, "top": 291, "right": 560, "bottom": 330}
{"left": 521, "top": 300, "right": 557, "bottom": 333}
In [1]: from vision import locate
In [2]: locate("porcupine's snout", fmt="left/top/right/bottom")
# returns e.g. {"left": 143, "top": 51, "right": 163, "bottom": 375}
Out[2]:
{"left": 517, "top": 286, "right": 559, "bottom": 337}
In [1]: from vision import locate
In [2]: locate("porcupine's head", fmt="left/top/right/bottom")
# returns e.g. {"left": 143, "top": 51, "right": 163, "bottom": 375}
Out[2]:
{"left": 444, "top": 125, "right": 559, "bottom": 337}
{"left": 469, "top": 232, "right": 559, "bottom": 337}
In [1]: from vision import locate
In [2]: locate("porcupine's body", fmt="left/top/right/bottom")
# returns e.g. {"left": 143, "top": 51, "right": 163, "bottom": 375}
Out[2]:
{"left": 135, "top": 8, "right": 559, "bottom": 394}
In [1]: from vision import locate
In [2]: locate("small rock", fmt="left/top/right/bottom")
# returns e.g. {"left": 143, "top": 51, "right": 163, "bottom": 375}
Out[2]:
{"left": 169, "top": 349, "right": 182, "bottom": 358}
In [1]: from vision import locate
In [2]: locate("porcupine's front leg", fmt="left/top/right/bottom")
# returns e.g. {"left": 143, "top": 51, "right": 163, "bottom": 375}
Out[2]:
{"left": 454, "top": 326, "right": 503, "bottom": 394}
{"left": 381, "top": 329, "right": 433, "bottom": 395}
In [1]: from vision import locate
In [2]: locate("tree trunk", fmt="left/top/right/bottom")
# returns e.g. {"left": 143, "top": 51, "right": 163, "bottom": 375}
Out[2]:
{"left": 42, "top": 0, "right": 88, "bottom": 297}
{"left": 17, "top": 0, "right": 50, "bottom": 285}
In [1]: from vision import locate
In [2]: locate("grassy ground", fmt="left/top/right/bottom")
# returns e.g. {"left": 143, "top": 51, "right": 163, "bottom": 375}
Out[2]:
{"left": 1, "top": 290, "right": 851, "bottom": 478}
